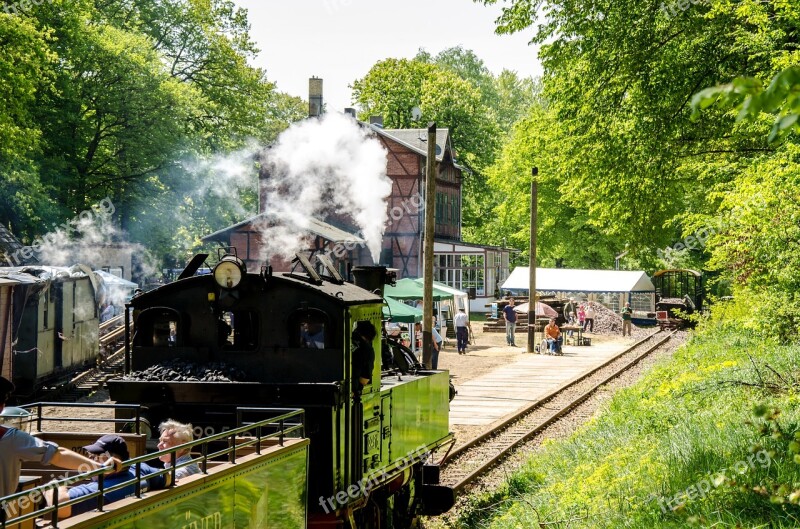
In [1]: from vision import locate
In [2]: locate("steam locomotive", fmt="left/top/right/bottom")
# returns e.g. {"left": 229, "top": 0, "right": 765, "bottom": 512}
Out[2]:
{"left": 107, "top": 252, "right": 454, "bottom": 528}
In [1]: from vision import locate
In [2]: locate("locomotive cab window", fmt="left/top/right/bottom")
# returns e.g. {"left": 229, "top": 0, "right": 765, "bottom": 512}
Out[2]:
{"left": 218, "top": 310, "right": 259, "bottom": 351}
{"left": 134, "top": 308, "right": 181, "bottom": 347}
{"left": 289, "top": 309, "right": 330, "bottom": 349}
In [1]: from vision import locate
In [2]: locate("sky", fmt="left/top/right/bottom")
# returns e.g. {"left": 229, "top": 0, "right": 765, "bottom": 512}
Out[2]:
{"left": 230, "top": 0, "right": 543, "bottom": 113}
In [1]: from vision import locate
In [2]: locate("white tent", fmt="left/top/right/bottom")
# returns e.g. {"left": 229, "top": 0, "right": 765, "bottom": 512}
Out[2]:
{"left": 417, "top": 279, "right": 470, "bottom": 319}
{"left": 501, "top": 267, "right": 656, "bottom": 312}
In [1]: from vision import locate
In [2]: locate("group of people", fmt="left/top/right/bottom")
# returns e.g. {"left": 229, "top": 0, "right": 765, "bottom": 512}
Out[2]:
{"left": 562, "top": 298, "right": 597, "bottom": 333}
{"left": 400, "top": 307, "right": 470, "bottom": 370}
{"left": 1, "top": 376, "right": 200, "bottom": 520}
{"left": 501, "top": 297, "right": 635, "bottom": 353}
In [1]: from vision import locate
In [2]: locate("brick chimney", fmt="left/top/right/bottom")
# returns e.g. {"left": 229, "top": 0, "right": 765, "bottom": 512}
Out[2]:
{"left": 309, "top": 77, "right": 323, "bottom": 117}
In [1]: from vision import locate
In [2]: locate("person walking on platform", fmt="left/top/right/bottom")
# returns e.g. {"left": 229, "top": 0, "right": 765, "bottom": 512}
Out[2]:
{"left": 621, "top": 302, "right": 633, "bottom": 337}
{"left": 454, "top": 307, "right": 469, "bottom": 355}
{"left": 584, "top": 302, "right": 596, "bottom": 333}
{"left": 502, "top": 298, "right": 518, "bottom": 346}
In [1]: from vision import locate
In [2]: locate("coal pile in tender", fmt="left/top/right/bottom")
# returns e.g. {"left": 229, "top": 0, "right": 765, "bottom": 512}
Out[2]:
{"left": 123, "top": 360, "right": 249, "bottom": 382}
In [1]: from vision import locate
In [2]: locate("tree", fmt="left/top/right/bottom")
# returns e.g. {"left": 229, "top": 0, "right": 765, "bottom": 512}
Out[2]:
{"left": 475, "top": 0, "right": 794, "bottom": 267}
{"left": 0, "top": 0, "right": 301, "bottom": 268}
{"left": 0, "top": 12, "right": 54, "bottom": 238}
{"left": 352, "top": 56, "right": 500, "bottom": 232}
{"left": 693, "top": 66, "right": 800, "bottom": 143}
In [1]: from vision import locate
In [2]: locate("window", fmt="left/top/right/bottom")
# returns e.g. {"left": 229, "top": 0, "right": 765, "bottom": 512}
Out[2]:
{"left": 219, "top": 311, "right": 259, "bottom": 351}
{"left": 288, "top": 309, "right": 330, "bottom": 349}
{"left": 134, "top": 308, "right": 181, "bottom": 347}
{"left": 434, "top": 254, "right": 485, "bottom": 296}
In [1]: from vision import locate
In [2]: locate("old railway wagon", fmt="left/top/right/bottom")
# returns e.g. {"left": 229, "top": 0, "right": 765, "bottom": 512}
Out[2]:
{"left": 0, "top": 266, "right": 101, "bottom": 396}
{"left": 106, "top": 253, "right": 454, "bottom": 528}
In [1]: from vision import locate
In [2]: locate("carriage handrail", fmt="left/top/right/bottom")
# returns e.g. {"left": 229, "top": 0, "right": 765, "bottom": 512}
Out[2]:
{"left": 18, "top": 403, "right": 145, "bottom": 434}
{"left": 0, "top": 408, "right": 305, "bottom": 529}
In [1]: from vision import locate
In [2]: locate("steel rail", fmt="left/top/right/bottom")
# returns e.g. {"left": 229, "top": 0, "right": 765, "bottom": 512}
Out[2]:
{"left": 445, "top": 330, "right": 676, "bottom": 493}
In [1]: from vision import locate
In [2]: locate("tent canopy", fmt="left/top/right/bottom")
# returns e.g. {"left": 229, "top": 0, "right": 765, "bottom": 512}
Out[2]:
{"left": 384, "top": 278, "right": 451, "bottom": 301}
{"left": 412, "top": 279, "right": 470, "bottom": 316}
{"left": 502, "top": 267, "right": 655, "bottom": 293}
{"left": 383, "top": 296, "right": 423, "bottom": 323}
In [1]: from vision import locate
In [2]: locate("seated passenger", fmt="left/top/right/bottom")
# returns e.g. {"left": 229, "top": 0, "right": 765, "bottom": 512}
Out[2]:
{"left": 544, "top": 317, "right": 563, "bottom": 354}
{"left": 51, "top": 435, "right": 168, "bottom": 519}
{"left": 157, "top": 420, "right": 200, "bottom": 480}
{"left": 300, "top": 322, "right": 325, "bottom": 349}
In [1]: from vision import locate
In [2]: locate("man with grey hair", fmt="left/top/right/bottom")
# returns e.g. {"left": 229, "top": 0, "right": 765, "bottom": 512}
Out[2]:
{"left": 157, "top": 420, "right": 200, "bottom": 480}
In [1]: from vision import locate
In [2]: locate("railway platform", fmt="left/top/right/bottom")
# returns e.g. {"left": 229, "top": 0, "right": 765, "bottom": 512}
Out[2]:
{"left": 448, "top": 338, "right": 634, "bottom": 426}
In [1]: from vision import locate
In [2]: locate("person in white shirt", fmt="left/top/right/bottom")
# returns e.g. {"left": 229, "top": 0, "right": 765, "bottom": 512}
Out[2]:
{"left": 430, "top": 326, "right": 443, "bottom": 369}
{"left": 454, "top": 308, "right": 470, "bottom": 355}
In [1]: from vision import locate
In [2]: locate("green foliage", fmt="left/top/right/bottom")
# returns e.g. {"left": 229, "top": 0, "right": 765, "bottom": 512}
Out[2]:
{"left": 692, "top": 66, "right": 800, "bottom": 143}
{"left": 0, "top": 12, "right": 54, "bottom": 237}
{"left": 0, "top": 0, "right": 302, "bottom": 269}
{"left": 475, "top": 0, "right": 799, "bottom": 274}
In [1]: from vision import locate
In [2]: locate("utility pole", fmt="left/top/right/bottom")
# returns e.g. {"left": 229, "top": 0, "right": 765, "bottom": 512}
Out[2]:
{"left": 527, "top": 167, "right": 538, "bottom": 354}
{"left": 422, "top": 122, "right": 437, "bottom": 368}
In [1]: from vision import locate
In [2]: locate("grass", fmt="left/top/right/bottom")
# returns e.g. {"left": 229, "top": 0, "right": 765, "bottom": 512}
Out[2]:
{"left": 436, "top": 313, "right": 800, "bottom": 528}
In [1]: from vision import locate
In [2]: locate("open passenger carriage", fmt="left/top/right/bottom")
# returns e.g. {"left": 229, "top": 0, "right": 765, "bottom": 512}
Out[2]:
{"left": 1, "top": 404, "right": 308, "bottom": 529}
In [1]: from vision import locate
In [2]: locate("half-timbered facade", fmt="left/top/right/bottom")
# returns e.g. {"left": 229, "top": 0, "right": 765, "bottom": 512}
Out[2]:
{"left": 202, "top": 108, "right": 512, "bottom": 311}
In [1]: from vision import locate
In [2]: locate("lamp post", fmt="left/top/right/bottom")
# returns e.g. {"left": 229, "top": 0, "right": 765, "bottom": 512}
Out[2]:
{"left": 527, "top": 167, "right": 538, "bottom": 354}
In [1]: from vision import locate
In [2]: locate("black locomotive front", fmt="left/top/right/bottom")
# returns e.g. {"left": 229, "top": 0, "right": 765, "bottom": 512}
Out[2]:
{"left": 109, "top": 254, "right": 454, "bottom": 527}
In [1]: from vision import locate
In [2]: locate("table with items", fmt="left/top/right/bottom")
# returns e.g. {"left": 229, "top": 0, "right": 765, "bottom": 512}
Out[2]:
{"left": 560, "top": 324, "right": 586, "bottom": 346}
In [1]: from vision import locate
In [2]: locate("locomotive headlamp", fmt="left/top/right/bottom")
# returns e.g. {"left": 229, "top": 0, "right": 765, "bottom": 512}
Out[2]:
{"left": 213, "top": 256, "right": 246, "bottom": 289}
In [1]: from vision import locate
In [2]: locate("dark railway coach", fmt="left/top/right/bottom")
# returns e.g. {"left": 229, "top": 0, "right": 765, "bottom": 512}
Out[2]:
{"left": 108, "top": 252, "right": 454, "bottom": 528}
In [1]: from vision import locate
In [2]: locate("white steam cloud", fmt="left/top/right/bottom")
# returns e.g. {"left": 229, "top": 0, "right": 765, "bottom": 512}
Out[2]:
{"left": 31, "top": 198, "right": 158, "bottom": 282}
{"left": 260, "top": 113, "right": 391, "bottom": 262}
{"left": 181, "top": 140, "right": 262, "bottom": 218}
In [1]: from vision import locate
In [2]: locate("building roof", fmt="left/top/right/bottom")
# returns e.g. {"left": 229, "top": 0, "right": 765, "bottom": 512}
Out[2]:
{"left": 370, "top": 126, "right": 452, "bottom": 162}
{"left": 0, "top": 224, "right": 35, "bottom": 266}
{"left": 202, "top": 213, "right": 366, "bottom": 245}
{"left": 502, "top": 267, "right": 655, "bottom": 293}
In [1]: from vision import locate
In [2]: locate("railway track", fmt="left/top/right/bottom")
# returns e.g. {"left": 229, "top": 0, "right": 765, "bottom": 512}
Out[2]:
{"left": 35, "top": 315, "right": 128, "bottom": 402}
{"left": 440, "top": 330, "right": 676, "bottom": 493}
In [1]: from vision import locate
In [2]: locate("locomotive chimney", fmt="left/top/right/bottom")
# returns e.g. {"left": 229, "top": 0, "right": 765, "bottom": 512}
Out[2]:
{"left": 344, "top": 108, "right": 356, "bottom": 119}
{"left": 351, "top": 266, "right": 396, "bottom": 297}
{"left": 257, "top": 147, "right": 271, "bottom": 214}
{"left": 309, "top": 77, "right": 323, "bottom": 118}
